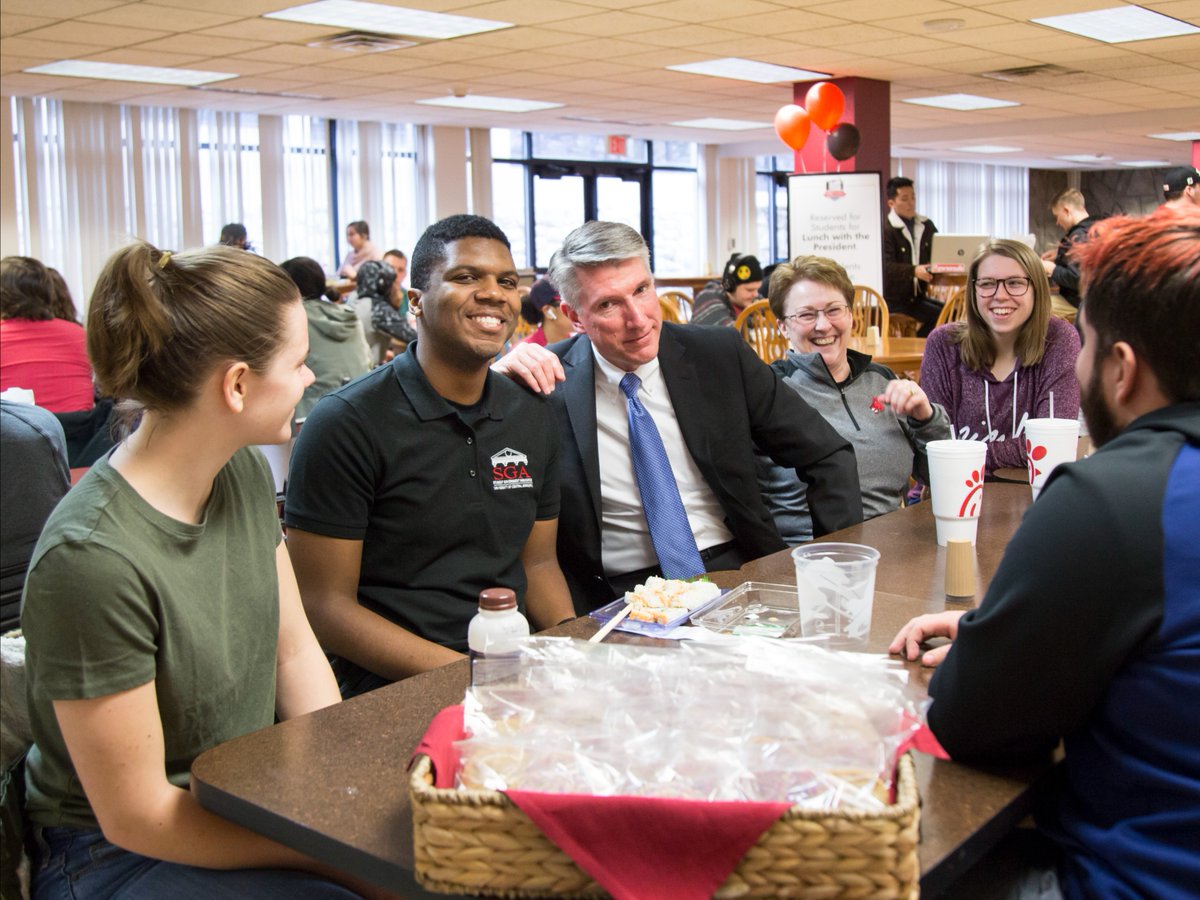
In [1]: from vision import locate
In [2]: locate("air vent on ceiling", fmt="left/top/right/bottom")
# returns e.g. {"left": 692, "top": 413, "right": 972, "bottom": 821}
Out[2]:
{"left": 308, "top": 31, "right": 418, "bottom": 53}
{"left": 980, "top": 63, "right": 1084, "bottom": 82}
{"left": 560, "top": 114, "right": 654, "bottom": 127}
{"left": 194, "top": 85, "right": 329, "bottom": 100}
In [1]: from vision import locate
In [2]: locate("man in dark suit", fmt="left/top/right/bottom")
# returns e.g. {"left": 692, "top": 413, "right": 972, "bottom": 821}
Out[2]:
{"left": 495, "top": 221, "right": 861, "bottom": 613}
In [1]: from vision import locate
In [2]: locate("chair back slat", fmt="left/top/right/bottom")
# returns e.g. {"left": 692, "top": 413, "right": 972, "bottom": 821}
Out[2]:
{"left": 733, "top": 299, "right": 789, "bottom": 363}
{"left": 851, "top": 285, "right": 890, "bottom": 338}
{"left": 935, "top": 287, "right": 968, "bottom": 328}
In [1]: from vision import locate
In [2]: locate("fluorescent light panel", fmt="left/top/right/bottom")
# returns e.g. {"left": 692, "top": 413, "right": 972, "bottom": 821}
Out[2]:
{"left": 671, "top": 118, "right": 768, "bottom": 131}
{"left": 24, "top": 60, "right": 236, "bottom": 86}
{"left": 416, "top": 95, "right": 562, "bottom": 113}
{"left": 1148, "top": 131, "right": 1200, "bottom": 141}
{"left": 1055, "top": 154, "right": 1113, "bottom": 163}
{"left": 266, "top": 0, "right": 512, "bottom": 39}
{"left": 666, "top": 58, "right": 830, "bottom": 84}
{"left": 1032, "top": 6, "right": 1199, "bottom": 43}
{"left": 1118, "top": 160, "right": 1171, "bottom": 167}
{"left": 952, "top": 144, "right": 1023, "bottom": 153}
{"left": 903, "top": 93, "right": 1019, "bottom": 111}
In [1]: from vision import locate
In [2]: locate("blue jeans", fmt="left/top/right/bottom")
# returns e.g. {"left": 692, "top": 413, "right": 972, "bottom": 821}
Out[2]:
{"left": 31, "top": 826, "right": 361, "bottom": 899}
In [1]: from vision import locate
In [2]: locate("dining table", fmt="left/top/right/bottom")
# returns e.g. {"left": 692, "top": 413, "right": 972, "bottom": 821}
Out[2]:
{"left": 847, "top": 335, "right": 927, "bottom": 381}
{"left": 192, "top": 484, "right": 1052, "bottom": 898}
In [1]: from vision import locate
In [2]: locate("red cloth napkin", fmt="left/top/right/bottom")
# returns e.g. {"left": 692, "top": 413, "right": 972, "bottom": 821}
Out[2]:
{"left": 505, "top": 790, "right": 788, "bottom": 900}
{"left": 896, "top": 712, "right": 950, "bottom": 761}
{"left": 410, "top": 704, "right": 464, "bottom": 788}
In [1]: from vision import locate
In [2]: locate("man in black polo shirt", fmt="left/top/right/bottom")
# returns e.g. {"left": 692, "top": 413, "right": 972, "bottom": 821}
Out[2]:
{"left": 285, "top": 215, "right": 574, "bottom": 697}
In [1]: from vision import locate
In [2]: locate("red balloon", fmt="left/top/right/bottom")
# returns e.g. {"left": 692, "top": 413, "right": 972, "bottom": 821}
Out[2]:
{"left": 774, "top": 104, "right": 811, "bottom": 151}
{"left": 805, "top": 82, "right": 845, "bottom": 132}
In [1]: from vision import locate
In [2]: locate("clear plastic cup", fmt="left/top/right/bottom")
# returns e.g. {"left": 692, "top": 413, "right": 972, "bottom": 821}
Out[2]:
{"left": 791, "top": 543, "right": 880, "bottom": 647}
{"left": 926, "top": 439, "right": 987, "bottom": 546}
{"left": 1024, "top": 418, "right": 1080, "bottom": 500}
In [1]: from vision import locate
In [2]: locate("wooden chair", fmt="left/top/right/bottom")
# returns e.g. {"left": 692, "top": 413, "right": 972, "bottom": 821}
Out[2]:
{"left": 851, "top": 285, "right": 891, "bottom": 338}
{"left": 659, "top": 296, "right": 684, "bottom": 324}
{"left": 733, "top": 299, "right": 789, "bottom": 363}
{"left": 658, "top": 290, "right": 693, "bottom": 322}
{"left": 502, "top": 318, "right": 536, "bottom": 354}
{"left": 935, "top": 287, "right": 968, "bottom": 328}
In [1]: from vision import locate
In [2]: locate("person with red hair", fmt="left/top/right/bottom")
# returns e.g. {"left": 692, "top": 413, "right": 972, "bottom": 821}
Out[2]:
{"left": 891, "top": 209, "right": 1200, "bottom": 898}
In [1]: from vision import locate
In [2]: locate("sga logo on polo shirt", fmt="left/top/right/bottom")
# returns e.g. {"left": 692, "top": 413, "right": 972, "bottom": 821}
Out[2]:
{"left": 490, "top": 447, "right": 534, "bottom": 491}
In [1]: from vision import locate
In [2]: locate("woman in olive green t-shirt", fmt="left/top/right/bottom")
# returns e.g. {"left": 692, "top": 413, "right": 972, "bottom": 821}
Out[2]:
{"left": 21, "top": 242, "right": 376, "bottom": 898}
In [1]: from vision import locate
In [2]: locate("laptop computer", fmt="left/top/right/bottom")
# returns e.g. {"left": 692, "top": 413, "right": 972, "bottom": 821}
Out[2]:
{"left": 931, "top": 234, "right": 990, "bottom": 266}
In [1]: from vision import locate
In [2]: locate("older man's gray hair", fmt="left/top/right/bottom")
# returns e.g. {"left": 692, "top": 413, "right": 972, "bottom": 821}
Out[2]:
{"left": 547, "top": 221, "right": 652, "bottom": 309}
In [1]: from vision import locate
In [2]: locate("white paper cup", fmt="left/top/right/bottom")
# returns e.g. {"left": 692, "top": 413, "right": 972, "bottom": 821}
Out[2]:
{"left": 791, "top": 543, "right": 879, "bottom": 647}
{"left": 1024, "top": 417, "right": 1080, "bottom": 500}
{"left": 926, "top": 440, "right": 987, "bottom": 546}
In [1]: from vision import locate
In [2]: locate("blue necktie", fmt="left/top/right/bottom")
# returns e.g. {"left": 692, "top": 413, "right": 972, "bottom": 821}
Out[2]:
{"left": 619, "top": 373, "right": 705, "bottom": 580}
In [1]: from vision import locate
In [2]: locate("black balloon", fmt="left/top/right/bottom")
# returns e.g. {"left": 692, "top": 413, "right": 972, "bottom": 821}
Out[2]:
{"left": 827, "top": 123, "right": 861, "bottom": 161}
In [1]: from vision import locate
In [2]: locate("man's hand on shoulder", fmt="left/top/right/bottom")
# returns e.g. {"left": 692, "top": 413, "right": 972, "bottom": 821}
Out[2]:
{"left": 492, "top": 342, "right": 566, "bottom": 395}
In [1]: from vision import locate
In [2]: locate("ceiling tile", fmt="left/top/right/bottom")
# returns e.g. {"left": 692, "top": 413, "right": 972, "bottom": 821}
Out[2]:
{"left": 455, "top": 0, "right": 625, "bottom": 25}
{"left": 634, "top": 0, "right": 780, "bottom": 24}
{"left": 131, "top": 33, "right": 273, "bottom": 55}
{"left": 79, "top": 4, "right": 243, "bottom": 31}
{"left": 1, "top": 0, "right": 123, "bottom": 16}
{"left": 20, "top": 20, "right": 171, "bottom": 46}
{"left": 1, "top": 35, "right": 114, "bottom": 58}
{"left": 806, "top": 0, "right": 965, "bottom": 22}
{"left": 1, "top": 14, "right": 57, "bottom": 37}
{"left": 196, "top": 19, "right": 333, "bottom": 42}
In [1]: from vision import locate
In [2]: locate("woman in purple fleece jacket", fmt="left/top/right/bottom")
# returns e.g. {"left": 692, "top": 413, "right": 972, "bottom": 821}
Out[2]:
{"left": 921, "top": 238, "right": 1080, "bottom": 476}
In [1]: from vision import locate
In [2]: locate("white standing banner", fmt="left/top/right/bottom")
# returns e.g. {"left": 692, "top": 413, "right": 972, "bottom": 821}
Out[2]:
{"left": 787, "top": 172, "right": 883, "bottom": 295}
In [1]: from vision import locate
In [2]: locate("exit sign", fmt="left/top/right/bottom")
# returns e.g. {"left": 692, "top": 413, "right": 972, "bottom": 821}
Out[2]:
{"left": 608, "top": 135, "right": 627, "bottom": 156}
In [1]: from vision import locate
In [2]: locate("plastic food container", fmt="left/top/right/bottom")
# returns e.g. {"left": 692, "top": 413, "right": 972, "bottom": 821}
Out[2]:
{"left": 692, "top": 582, "right": 803, "bottom": 638}
{"left": 588, "top": 586, "right": 729, "bottom": 637}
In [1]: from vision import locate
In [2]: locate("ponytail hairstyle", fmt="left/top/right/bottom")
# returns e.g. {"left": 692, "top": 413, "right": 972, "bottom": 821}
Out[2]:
{"left": 87, "top": 243, "right": 299, "bottom": 417}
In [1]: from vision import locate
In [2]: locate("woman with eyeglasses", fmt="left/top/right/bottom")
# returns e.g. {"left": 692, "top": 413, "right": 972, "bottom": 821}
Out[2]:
{"left": 756, "top": 255, "right": 951, "bottom": 544}
{"left": 921, "top": 238, "right": 1080, "bottom": 477}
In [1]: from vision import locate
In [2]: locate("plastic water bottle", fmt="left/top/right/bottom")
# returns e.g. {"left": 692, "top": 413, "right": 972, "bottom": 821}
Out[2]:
{"left": 468, "top": 587, "right": 529, "bottom": 686}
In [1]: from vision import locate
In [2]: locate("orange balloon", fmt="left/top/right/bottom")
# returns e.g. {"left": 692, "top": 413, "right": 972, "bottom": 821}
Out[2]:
{"left": 774, "top": 104, "right": 811, "bottom": 151}
{"left": 805, "top": 82, "right": 845, "bottom": 132}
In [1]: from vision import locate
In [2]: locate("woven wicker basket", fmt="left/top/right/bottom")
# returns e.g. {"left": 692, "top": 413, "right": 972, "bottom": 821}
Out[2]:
{"left": 411, "top": 753, "right": 920, "bottom": 899}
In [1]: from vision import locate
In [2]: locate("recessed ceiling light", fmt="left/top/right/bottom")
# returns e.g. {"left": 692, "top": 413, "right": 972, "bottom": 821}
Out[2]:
{"left": 666, "top": 58, "right": 830, "bottom": 84}
{"left": 671, "top": 118, "right": 769, "bottom": 131}
{"left": 903, "top": 93, "right": 1020, "bottom": 111}
{"left": 1147, "top": 131, "right": 1200, "bottom": 141}
{"left": 1054, "top": 154, "right": 1114, "bottom": 163}
{"left": 416, "top": 95, "right": 562, "bottom": 113}
{"left": 1118, "top": 159, "right": 1171, "bottom": 168}
{"left": 952, "top": 144, "right": 1023, "bottom": 153}
{"left": 1032, "top": 6, "right": 1199, "bottom": 43}
{"left": 24, "top": 60, "right": 236, "bottom": 86}
{"left": 266, "top": 1, "right": 512, "bottom": 39}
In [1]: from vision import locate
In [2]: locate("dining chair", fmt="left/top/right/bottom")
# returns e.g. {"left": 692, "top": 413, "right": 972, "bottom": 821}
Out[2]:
{"left": 659, "top": 296, "right": 684, "bottom": 324}
{"left": 935, "top": 287, "right": 968, "bottom": 328}
{"left": 851, "top": 285, "right": 891, "bottom": 338}
{"left": 504, "top": 318, "right": 536, "bottom": 352}
{"left": 733, "top": 299, "right": 790, "bottom": 363}
{"left": 658, "top": 290, "right": 693, "bottom": 322}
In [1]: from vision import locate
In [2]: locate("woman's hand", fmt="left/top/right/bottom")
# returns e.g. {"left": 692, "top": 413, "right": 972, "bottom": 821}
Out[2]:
{"left": 883, "top": 378, "right": 934, "bottom": 422}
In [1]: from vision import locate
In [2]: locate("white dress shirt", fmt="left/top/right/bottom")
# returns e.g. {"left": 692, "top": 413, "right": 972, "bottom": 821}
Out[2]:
{"left": 591, "top": 346, "right": 734, "bottom": 575}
